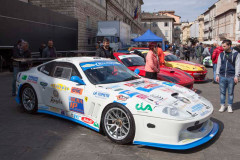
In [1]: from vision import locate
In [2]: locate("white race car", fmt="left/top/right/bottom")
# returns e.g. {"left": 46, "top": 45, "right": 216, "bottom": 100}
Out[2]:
{"left": 15, "top": 57, "right": 219, "bottom": 150}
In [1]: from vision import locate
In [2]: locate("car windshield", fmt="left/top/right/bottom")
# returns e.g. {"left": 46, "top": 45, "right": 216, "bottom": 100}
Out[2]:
{"left": 165, "top": 55, "right": 180, "bottom": 61}
{"left": 119, "top": 55, "right": 145, "bottom": 67}
{"left": 80, "top": 61, "right": 140, "bottom": 85}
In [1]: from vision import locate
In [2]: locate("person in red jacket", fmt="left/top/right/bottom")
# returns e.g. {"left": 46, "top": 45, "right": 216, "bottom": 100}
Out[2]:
{"left": 212, "top": 44, "right": 224, "bottom": 83}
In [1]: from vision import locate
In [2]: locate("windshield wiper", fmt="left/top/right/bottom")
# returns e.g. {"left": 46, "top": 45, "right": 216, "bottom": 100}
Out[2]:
{"left": 123, "top": 76, "right": 138, "bottom": 82}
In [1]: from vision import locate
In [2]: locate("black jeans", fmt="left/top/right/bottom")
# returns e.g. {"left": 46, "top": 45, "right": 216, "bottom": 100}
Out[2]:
{"left": 145, "top": 72, "right": 157, "bottom": 79}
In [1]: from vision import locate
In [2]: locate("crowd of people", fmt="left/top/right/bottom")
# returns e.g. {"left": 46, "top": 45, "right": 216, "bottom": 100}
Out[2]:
{"left": 11, "top": 39, "right": 57, "bottom": 96}
{"left": 11, "top": 38, "right": 240, "bottom": 113}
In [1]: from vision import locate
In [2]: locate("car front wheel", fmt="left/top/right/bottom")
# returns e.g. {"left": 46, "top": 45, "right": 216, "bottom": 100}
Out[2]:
{"left": 102, "top": 104, "right": 135, "bottom": 144}
{"left": 21, "top": 85, "right": 38, "bottom": 114}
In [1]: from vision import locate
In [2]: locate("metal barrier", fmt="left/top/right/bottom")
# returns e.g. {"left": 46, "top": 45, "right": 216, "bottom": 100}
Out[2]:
{"left": 31, "top": 50, "right": 96, "bottom": 58}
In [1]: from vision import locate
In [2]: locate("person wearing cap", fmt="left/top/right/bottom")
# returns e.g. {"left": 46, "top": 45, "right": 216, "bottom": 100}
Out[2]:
{"left": 145, "top": 42, "right": 160, "bottom": 79}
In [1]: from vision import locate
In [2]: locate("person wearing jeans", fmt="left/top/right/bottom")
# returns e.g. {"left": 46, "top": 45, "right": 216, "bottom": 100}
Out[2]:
{"left": 216, "top": 40, "right": 240, "bottom": 113}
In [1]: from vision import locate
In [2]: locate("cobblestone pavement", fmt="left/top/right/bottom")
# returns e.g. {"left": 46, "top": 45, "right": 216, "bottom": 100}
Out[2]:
{"left": 0, "top": 65, "right": 240, "bottom": 160}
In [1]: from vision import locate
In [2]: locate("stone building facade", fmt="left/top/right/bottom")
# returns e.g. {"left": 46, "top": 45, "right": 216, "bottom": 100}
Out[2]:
{"left": 203, "top": 4, "right": 216, "bottom": 41}
{"left": 28, "top": 0, "right": 143, "bottom": 50}
{"left": 214, "top": 0, "right": 237, "bottom": 41}
{"left": 157, "top": 11, "right": 181, "bottom": 45}
{"left": 236, "top": 0, "right": 240, "bottom": 40}
{"left": 141, "top": 12, "right": 175, "bottom": 44}
{"left": 181, "top": 22, "right": 192, "bottom": 44}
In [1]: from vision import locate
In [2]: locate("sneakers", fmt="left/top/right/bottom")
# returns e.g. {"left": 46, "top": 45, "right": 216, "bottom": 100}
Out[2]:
{"left": 219, "top": 105, "right": 226, "bottom": 112}
{"left": 227, "top": 106, "right": 233, "bottom": 113}
{"left": 219, "top": 105, "right": 233, "bottom": 113}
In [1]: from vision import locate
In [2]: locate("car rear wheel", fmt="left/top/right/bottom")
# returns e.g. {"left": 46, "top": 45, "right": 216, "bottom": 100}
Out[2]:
{"left": 102, "top": 104, "right": 135, "bottom": 144}
{"left": 21, "top": 85, "right": 38, "bottom": 114}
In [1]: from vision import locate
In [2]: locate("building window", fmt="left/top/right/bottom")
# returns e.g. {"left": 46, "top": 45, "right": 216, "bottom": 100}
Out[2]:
{"left": 88, "top": 38, "right": 91, "bottom": 45}
{"left": 87, "top": 16, "right": 90, "bottom": 29}
{"left": 144, "top": 22, "right": 147, "bottom": 28}
{"left": 164, "top": 22, "right": 168, "bottom": 27}
{"left": 152, "top": 22, "right": 157, "bottom": 27}
{"left": 165, "top": 30, "right": 168, "bottom": 37}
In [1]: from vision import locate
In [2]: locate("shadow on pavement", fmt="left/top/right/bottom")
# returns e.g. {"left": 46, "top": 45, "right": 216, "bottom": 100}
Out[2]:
{"left": 233, "top": 101, "right": 240, "bottom": 111}
{"left": 138, "top": 117, "right": 223, "bottom": 154}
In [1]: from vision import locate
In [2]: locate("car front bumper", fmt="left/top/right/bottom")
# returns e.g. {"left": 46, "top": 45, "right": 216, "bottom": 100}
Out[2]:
{"left": 133, "top": 114, "right": 219, "bottom": 150}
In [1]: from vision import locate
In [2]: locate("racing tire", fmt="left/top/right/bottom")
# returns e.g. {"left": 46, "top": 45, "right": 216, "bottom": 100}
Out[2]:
{"left": 20, "top": 84, "right": 38, "bottom": 114}
{"left": 101, "top": 103, "right": 135, "bottom": 144}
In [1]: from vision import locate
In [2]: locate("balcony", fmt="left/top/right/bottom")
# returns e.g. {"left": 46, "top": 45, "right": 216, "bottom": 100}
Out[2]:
{"left": 204, "top": 18, "right": 209, "bottom": 22}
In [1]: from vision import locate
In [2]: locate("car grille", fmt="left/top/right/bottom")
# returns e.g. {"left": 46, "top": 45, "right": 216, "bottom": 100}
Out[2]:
{"left": 187, "top": 121, "right": 205, "bottom": 131}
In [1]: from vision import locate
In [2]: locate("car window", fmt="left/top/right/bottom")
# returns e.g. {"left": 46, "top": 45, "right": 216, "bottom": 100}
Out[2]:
{"left": 165, "top": 55, "right": 180, "bottom": 61}
{"left": 38, "top": 62, "right": 55, "bottom": 76}
{"left": 53, "top": 66, "right": 72, "bottom": 80}
{"left": 53, "top": 62, "right": 82, "bottom": 80}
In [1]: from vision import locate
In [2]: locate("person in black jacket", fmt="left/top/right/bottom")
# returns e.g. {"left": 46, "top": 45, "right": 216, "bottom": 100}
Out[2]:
{"left": 95, "top": 38, "right": 114, "bottom": 59}
{"left": 12, "top": 41, "right": 31, "bottom": 96}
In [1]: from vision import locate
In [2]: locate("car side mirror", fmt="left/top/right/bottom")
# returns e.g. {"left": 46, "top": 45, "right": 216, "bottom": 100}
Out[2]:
{"left": 70, "top": 76, "right": 85, "bottom": 85}
{"left": 134, "top": 69, "right": 140, "bottom": 75}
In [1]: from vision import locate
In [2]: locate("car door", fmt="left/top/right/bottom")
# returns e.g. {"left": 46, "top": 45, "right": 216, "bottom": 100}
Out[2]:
{"left": 51, "top": 62, "right": 86, "bottom": 115}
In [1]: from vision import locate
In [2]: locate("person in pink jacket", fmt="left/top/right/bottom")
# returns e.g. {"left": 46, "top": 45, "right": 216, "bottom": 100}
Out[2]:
{"left": 145, "top": 42, "right": 160, "bottom": 79}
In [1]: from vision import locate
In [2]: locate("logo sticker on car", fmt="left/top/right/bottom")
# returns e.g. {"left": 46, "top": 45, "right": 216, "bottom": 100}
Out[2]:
{"left": 71, "top": 87, "right": 83, "bottom": 95}
{"left": 135, "top": 103, "right": 153, "bottom": 112}
{"left": 69, "top": 97, "right": 84, "bottom": 114}
{"left": 27, "top": 76, "right": 38, "bottom": 84}
{"left": 51, "top": 84, "right": 69, "bottom": 91}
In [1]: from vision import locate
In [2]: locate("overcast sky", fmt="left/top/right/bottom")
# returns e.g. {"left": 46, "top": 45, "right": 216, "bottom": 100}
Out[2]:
{"left": 142, "top": 0, "right": 218, "bottom": 22}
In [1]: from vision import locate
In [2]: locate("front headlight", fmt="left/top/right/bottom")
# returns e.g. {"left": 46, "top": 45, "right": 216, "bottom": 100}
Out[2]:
{"left": 162, "top": 75, "right": 179, "bottom": 83}
{"left": 163, "top": 107, "right": 179, "bottom": 116}
{"left": 184, "top": 72, "right": 194, "bottom": 79}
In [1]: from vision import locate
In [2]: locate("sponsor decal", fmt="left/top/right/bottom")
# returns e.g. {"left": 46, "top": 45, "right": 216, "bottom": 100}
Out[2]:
{"left": 84, "top": 97, "right": 88, "bottom": 102}
{"left": 22, "top": 75, "right": 27, "bottom": 80}
{"left": 191, "top": 104, "right": 204, "bottom": 112}
{"left": 27, "top": 76, "right": 38, "bottom": 84}
{"left": 69, "top": 97, "right": 84, "bottom": 114}
{"left": 17, "top": 73, "right": 21, "bottom": 81}
{"left": 50, "top": 90, "right": 63, "bottom": 104}
{"left": 39, "top": 106, "right": 49, "bottom": 110}
{"left": 50, "top": 107, "right": 60, "bottom": 113}
{"left": 116, "top": 95, "right": 129, "bottom": 101}
{"left": 136, "top": 84, "right": 162, "bottom": 92}
{"left": 51, "top": 83, "right": 69, "bottom": 91}
{"left": 135, "top": 103, "right": 153, "bottom": 112}
{"left": 73, "top": 114, "right": 81, "bottom": 120}
{"left": 124, "top": 83, "right": 134, "bottom": 87}
{"left": 80, "top": 61, "right": 121, "bottom": 71}
{"left": 160, "top": 88, "right": 175, "bottom": 93}
{"left": 162, "top": 82, "right": 175, "bottom": 87}
{"left": 81, "top": 117, "right": 94, "bottom": 124}
{"left": 119, "top": 90, "right": 139, "bottom": 98}
{"left": 136, "top": 94, "right": 148, "bottom": 99}
{"left": 114, "top": 88, "right": 124, "bottom": 91}
{"left": 71, "top": 87, "right": 83, "bottom": 95}
{"left": 124, "top": 81, "right": 145, "bottom": 87}
{"left": 93, "top": 91, "right": 110, "bottom": 99}
{"left": 40, "top": 82, "right": 48, "bottom": 87}
{"left": 61, "top": 110, "right": 65, "bottom": 115}
{"left": 200, "top": 110, "right": 210, "bottom": 116}
{"left": 93, "top": 122, "right": 99, "bottom": 128}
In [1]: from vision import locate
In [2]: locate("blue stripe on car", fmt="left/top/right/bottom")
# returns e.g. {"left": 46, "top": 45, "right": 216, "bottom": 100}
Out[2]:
{"left": 37, "top": 109, "right": 99, "bottom": 132}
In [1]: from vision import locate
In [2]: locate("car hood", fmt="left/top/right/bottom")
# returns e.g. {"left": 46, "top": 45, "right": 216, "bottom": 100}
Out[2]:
{"left": 128, "top": 66, "right": 193, "bottom": 84}
{"left": 98, "top": 78, "right": 212, "bottom": 120}
{"left": 167, "top": 60, "right": 206, "bottom": 71}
